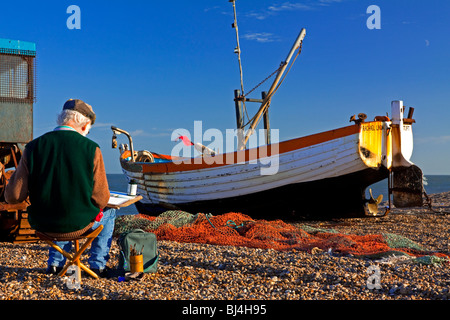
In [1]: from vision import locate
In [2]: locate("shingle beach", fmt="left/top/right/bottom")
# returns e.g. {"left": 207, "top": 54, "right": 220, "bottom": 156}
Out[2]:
{"left": 0, "top": 192, "right": 449, "bottom": 302}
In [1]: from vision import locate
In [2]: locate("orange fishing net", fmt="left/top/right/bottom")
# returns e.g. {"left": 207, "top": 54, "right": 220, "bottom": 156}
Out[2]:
{"left": 114, "top": 211, "right": 450, "bottom": 263}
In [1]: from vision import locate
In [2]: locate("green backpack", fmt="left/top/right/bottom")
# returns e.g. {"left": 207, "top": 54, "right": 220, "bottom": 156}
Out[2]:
{"left": 118, "top": 229, "right": 158, "bottom": 273}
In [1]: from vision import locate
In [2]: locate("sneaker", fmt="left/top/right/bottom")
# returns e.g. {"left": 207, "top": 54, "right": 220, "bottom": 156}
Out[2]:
{"left": 46, "top": 266, "right": 64, "bottom": 275}
{"left": 90, "top": 266, "right": 112, "bottom": 279}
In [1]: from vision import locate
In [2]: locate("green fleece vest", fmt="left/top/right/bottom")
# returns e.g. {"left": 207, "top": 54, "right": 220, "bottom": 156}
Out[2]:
{"left": 26, "top": 130, "right": 100, "bottom": 233}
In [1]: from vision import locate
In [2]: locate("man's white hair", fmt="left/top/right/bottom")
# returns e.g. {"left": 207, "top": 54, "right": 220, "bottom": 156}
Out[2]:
{"left": 57, "top": 109, "right": 91, "bottom": 128}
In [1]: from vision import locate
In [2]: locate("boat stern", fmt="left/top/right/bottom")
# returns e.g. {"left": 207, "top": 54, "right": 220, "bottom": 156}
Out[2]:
{"left": 390, "top": 100, "right": 423, "bottom": 208}
{"left": 357, "top": 100, "right": 424, "bottom": 213}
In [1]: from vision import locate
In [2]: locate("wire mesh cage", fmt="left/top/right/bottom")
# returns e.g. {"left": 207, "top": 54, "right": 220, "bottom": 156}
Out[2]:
{"left": 0, "top": 39, "right": 36, "bottom": 104}
{"left": 0, "top": 38, "right": 36, "bottom": 144}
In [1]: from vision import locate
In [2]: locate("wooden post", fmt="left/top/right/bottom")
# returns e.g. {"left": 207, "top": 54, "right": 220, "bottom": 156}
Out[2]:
{"left": 234, "top": 89, "right": 245, "bottom": 150}
{"left": 262, "top": 91, "right": 270, "bottom": 145}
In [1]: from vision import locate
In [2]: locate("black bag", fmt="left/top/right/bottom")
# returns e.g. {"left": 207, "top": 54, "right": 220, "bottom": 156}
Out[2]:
{"left": 118, "top": 229, "right": 158, "bottom": 273}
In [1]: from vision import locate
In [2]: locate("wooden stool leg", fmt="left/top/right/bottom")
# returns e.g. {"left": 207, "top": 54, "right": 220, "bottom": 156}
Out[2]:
{"left": 75, "top": 240, "right": 82, "bottom": 284}
{"left": 57, "top": 238, "right": 100, "bottom": 280}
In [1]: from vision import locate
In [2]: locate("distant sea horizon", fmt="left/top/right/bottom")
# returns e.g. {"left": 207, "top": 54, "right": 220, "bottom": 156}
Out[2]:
{"left": 107, "top": 174, "right": 450, "bottom": 216}
{"left": 368, "top": 174, "right": 450, "bottom": 203}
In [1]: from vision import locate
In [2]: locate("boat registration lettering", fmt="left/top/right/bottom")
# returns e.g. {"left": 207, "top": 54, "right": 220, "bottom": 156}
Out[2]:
{"left": 362, "top": 124, "right": 383, "bottom": 131}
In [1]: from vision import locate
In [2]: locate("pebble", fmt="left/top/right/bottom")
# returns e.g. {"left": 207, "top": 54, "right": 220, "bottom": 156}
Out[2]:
{"left": 0, "top": 192, "right": 449, "bottom": 300}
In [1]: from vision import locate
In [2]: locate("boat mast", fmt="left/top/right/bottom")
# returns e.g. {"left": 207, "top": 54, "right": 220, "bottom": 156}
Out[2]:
{"left": 230, "top": 0, "right": 247, "bottom": 150}
{"left": 230, "top": 0, "right": 245, "bottom": 95}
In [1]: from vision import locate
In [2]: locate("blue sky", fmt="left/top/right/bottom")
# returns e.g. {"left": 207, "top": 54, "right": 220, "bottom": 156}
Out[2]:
{"left": 1, "top": 0, "right": 449, "bottom": 174}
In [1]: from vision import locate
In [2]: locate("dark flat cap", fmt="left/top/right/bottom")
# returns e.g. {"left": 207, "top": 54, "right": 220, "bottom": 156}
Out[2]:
{"left": 63, "top": 99, "right": 96, "bottom": 125}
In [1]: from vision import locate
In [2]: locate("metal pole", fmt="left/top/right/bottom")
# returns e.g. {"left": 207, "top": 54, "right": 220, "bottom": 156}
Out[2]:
{"left": 241, "top": 28, "right": 306, "bottom": 149}
{"left": 111, "top": 126, "right": 135, "bottom": 162}
{"left": 234, "top": 89, "right": 245, "bottom": 150}
{"left": 262, "top": 91, "right": 270, "bottom": 145}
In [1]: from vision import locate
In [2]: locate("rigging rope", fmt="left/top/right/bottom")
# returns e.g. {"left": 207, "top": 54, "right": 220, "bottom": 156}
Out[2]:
{"left": 240, "top": 41, "right": 303, "bottom": 129}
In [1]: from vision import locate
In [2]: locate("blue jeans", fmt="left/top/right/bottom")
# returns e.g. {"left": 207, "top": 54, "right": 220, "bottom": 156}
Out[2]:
{"left": 47, "top": 207, "right": 117, "bottom": 270}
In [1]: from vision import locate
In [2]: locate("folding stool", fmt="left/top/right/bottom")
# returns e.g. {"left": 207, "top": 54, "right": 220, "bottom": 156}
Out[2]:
{"left": 35, "top": 225, "right": 104, "bottom": 283}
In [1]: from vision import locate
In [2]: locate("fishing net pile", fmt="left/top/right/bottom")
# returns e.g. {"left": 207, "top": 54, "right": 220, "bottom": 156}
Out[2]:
{"left": 114, "top": 211, "right": 450, "bottom": 264}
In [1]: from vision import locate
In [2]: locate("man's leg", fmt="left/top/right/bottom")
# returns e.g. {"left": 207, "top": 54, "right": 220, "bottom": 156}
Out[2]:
{"left": 47, "top": 241, "right": 72, "bottom": 273}
{"left": 88, "top": 207, "right": 117, "bottom": 273}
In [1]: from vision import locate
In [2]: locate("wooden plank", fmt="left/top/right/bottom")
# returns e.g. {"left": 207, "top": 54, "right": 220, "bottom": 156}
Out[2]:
{"left": 17, "top": 227, "right": 35, "bottom": 235}
{"left": 107, "top": 194, "right": 143, "bottom": 209}
{"left": 19, "top": 218, "right": 32, "bottom": 229}
{"left": 12, "top": 235, "right": 39, "bottom": 243}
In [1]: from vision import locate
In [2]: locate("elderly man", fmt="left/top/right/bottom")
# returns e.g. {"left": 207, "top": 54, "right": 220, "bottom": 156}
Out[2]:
{"left": 5, "top": 99, "right": 116, "bottom": 278}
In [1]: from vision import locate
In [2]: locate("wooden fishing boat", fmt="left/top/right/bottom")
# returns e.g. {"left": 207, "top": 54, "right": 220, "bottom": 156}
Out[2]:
{"left": 112, "top": 99, "right": 422, "bottom": 219}
{"left": 111, "top": 2, "right": 423, "bottom": 219}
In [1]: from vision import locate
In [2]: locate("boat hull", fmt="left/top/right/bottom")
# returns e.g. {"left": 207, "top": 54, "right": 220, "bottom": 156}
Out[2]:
{"left": 120, "top": 123, "right": 392, "bottom": 218}
{"left": 134, "top": 166, "right": 389, "bottom": 219}
{"left": 116, "top": 100, "right": 421, "bottom": 219}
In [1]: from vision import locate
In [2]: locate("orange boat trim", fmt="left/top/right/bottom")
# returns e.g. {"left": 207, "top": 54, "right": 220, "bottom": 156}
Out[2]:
{"left": 135, "top": 124, "right": 361, "bottom": 173}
